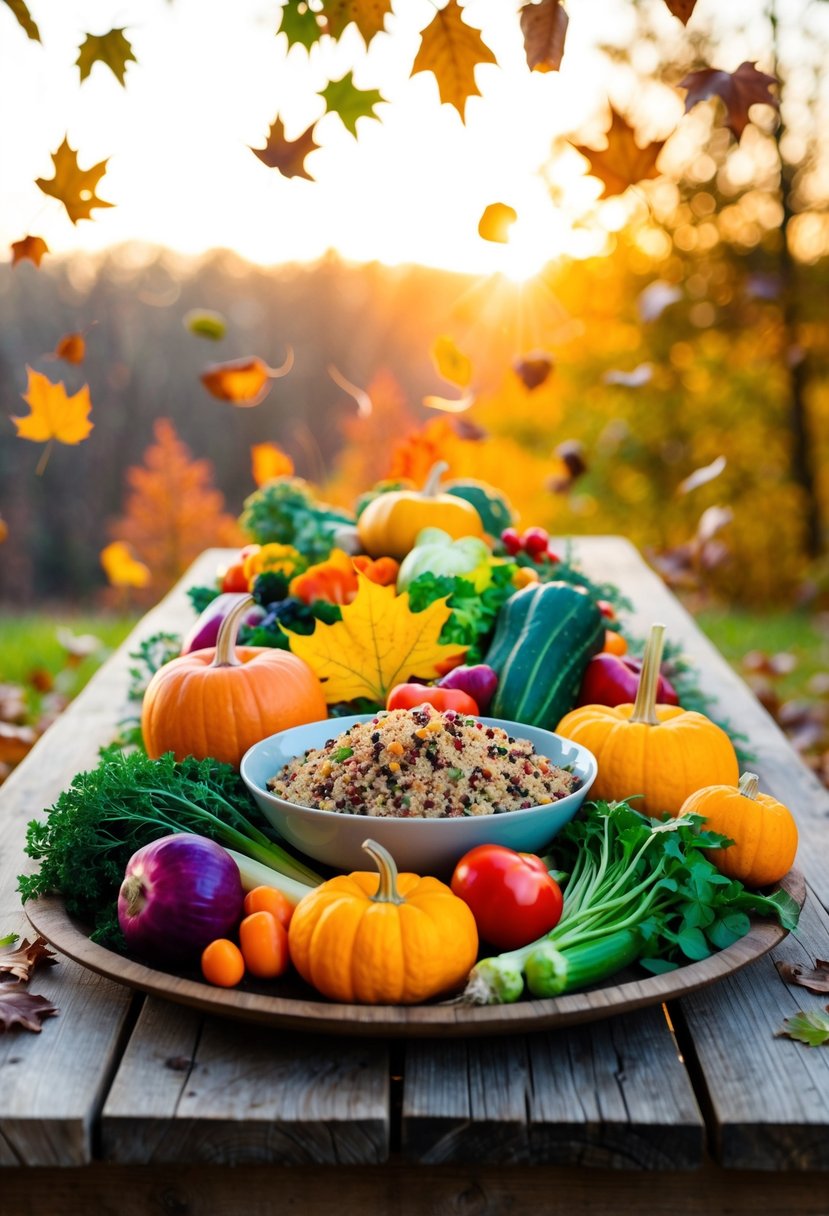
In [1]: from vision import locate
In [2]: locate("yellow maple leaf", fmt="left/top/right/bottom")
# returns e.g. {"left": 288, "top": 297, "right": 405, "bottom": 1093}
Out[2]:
{"left": 287, "top": 574, "right": 467, "bottom": 704}
{"left": 431, "top": 335, "right": 473, "bottom": 388}
{"left": 251, "top": 442, "right": 294, "bottom": 486}
{"left": 36, "top": 137, "right": 114, "bottom": 225}
{"left": 12, "top": 367, "right": 93, "bottom": 445}
{"left": 411, "top": 0, "right": 498, "bottom": 122}
{"left": 100, "top": 541, "right": 151, "bottom": 589}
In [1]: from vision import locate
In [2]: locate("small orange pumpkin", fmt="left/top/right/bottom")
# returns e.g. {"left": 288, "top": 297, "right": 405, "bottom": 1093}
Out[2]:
{"left": 356, "top": 461, "right": 484, "bottom": 560}
{"left": 556, "top": 623, "right": 739, "bottom": 816}
{"left": 679, "top": 771, "right": 798, "bottom": 887}
{"left": 288, "top": 839, "right": 479, "bottom": 1004}
{"left": 141, "top": 595, "right": 327, "bottom": 768}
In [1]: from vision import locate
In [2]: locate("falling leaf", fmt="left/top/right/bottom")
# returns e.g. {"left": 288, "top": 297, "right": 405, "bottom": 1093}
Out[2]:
{"left": 477, "top": 202, "right": 517, "bottom": 244}
{"left": 278, "top": 0, "right": 324, "bottom": 50}
{"left": 0, "top": 988, "right": 59, "bottom": 1033}
{"left": 677, "top": 455, "right": 727, "bottom": 496}
{"left": 431, "top": 335, "right": 473, "bottom": 388}
{"left": 184, "top": 310, "right": 227, "bottom": 341}
{"left": 76, "top": 28, "right": 136, "bottom": 85}
{"left": 423, "top": 392, "right": 476, "bottom": 413}
{"left": 200, "top": 352, "right": 293, "bottom": 406}
{"left": 2, "top": 0, "right": 39, "bottom": 40}
{"left": 662, "top": 0, "right": 698, "bottom": 23}
{"left": 520, "top": 0, "right": 568, "bottom": 73}
{"left": 100, "top": 541, "right": 152, "bottom": 589}
{"left": 12, "top": 367, "right": 93, "bottom": 447}
{"left": 603, "top": 363, "right": 654, "bottom": 387}
{"left": 547, "top": 439, "right": 588, "bottom": 493}
{"left": 0, "top": 936, "right": 56, "bottom": 984}
{"left": 514, "top": 352, "right": 554, "bottom": 390}
{"left": 776, "top": 959, "right": 829, "bottom": 996}
{"left": 36, "top": 137, "right": 114, "bottom": 224}
{"left": 251, "top": 442, "right": 294, "bottom": 486}
{"left": 287, "top": 574, "right": 467, "bottom": 703}
{"left": 638, "top": 280, "right": 681, "bottom": 322}
{"left": 250, "top": 117, "right": 319, "bottom": 180}
{"left": 320, "top": 0, "right": 392, "bottom": 45}
{"left": 679, "top": 61, "right": 779, "bottom": 141}
{"left": 54, "top": 332, "right": 86, "bottom": 364}
{"left": 328, "top": 365, "right": 372, "bottom": 417}
{"left": 775, "top": 1007, "right": 829, "bottom": 1047}
{"left": 411, "top": 0, "right": 498, "bottom": 122}
{"left": 11, "top": 235, "right": 48, "bottom": 267}
{"left": 318, "top": 72, "right": 384, "bottom": 137}
{"left": 573, "top": 107, "right": 665, "bottom": 198}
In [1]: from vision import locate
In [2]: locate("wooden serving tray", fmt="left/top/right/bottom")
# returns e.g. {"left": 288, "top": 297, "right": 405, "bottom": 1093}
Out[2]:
{"left": 26, "top": 868, "right": 805, "bottom": 1038}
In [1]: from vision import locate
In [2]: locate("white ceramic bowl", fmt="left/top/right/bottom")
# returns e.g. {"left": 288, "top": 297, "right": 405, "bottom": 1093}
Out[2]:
{"left": 240, "top": 714, "right": 598, "bottom": 878}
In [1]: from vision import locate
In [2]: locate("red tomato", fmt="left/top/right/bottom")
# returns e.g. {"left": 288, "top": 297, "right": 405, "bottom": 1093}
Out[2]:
{"left": 219, "top": 562, "right": 249, "bottom": 593}
{"left": 450, "top": 845, "right": 563, "bottom": 950}
{"left": 386, "top": 683, "right": 479, "bottom": 716}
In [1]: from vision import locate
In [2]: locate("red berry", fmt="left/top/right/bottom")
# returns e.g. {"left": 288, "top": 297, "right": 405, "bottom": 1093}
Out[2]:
{"left": 546, "top": 545, "right": 561, "bottom": 564}
{"left": 500, "top": 528, "right": 523, "bottom": 555}
{"left": 597, "top": 599, "right": 616, "bottom": 620}
{"left": 521, "top": 527, "right": 550, "bottom": 556}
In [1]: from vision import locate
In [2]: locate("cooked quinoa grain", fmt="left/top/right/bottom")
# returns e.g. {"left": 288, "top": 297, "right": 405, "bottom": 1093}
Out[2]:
{"left": 267, "top": 706, "right": 577, "bottom": 819}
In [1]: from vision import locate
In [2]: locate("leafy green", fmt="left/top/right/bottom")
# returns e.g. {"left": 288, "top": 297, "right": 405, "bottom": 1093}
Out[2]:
{"left": 407, "top": 564, "right": 517, "bottom": 663}
{"left": 239, "top": 477, "right": 354, "bottom": 563}
{"left": 127, "top": 631, "right": 182, "bottom": 702}
{"left": 188, "top": 584, "right": 220, "bottom": 615}
{"left": 775, "top": 1008, "right": 829, "bottom": 1047}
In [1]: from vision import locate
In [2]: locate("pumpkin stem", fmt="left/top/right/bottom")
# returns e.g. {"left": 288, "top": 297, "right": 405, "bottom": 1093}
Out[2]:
{"left": 211, "top": 594, "right": 255, "bottom": 668}
{"left": 738, "top": 772, "right": 760, "bottom": 800}
{"left": 362, "top": 838, "right": 405, "bottom": 905}
{"left": 630, "top": 623, "right": 667, "bottom": 726}
{"left": 421, "top": 461, "right": 449, "bottom": 498}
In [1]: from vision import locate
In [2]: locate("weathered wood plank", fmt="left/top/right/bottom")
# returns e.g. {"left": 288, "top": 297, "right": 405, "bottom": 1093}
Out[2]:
{"left": 102, "top": 998, "right": 390, "bottom": 1165}
{"left": 402, "top": 1007, "right": 704, "bottom": 1168}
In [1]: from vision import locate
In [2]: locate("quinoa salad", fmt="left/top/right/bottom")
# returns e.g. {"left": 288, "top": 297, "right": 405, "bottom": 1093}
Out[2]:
{"left": 267, "top": 705, "right": 578, "bottom": 819}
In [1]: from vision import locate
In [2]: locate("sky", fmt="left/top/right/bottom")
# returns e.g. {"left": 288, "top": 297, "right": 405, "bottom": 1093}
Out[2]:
{"left": 0, "top": 0, "right": 809, "bottom": 276}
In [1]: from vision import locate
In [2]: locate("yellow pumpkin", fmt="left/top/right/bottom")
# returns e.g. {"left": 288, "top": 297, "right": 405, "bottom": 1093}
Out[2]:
{"left": 141, "top": 595, "right": 327, "bottom": 768}
{"left": 556, "top": 623, "right": 739, "bottom": 816}
{"left": 357, "top": 461, "right": 484, "bottom": 560}
{"left": 679, "top": 772, "right": 798, "bottom": 887}
{"left": 288, "top": 839, "right": 479, "bottom": 1004}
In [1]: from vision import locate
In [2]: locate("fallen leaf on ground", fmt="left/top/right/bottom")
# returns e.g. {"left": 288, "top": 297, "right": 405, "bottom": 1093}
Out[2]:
{"left": 11, "top": 235, "right": 48, "bottom": 267}
{"left": 478, "top": 202, "right": 517, "bottom": 244}
{"left": 76, "top": 28, "right": 136, "bottom": 85}
{"left": 679, "top": 61, "right": 779, "bottom": 140}
{"left": 12, "top": 367, "right": 93, "bottom": 446}
{"left": 0, "top": 988, "right": 59, "bottom": 1033}
{"left": 251, "top": 443, "right": 294, "bottom": 487}
{"left": 776, "top": 959, "right": 829, "bottom": 995}
{"left": 412, "top": 0, "right": 497, "bottom": 121}
{"left": 775, "top": 1007, "right": 829, "bottom": 1047}
{"left": 250, "top": 117, "right": 319, "bottom": 180}
{"left": 432, "top": 335, "right": 472, "bottom": 388}
{"left": 573, "top": 107, "right": 665, "bottom": 198}
{"left": 520, "top": 0, "right": 568, "bottom": 73}
{"left": 0, "top": 936, "right": 57, "bottom": 984}
{"left": 36, "top": 137, "right": 114, "bottom": 224}
{"left": 56, "top": 627, "right": 104, "bottom": 659}
{"left": 0, "top": 723, "right": 37, "bottom": 766}
{"left": 54, "top": 332, "right": 86, "bottom": 364}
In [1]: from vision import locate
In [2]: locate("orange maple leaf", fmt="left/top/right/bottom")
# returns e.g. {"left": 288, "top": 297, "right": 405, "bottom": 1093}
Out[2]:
{"left": 35, "top": 137, "right": 114, "bottom": 224}
{"left": 250, "top": 117, "right": 319, "bottom": 180}
{"left": 11, "top": 235, "right": 49, "bottom": 267}
{"left": 54, "top": 332, "right": 86, "bottom": 364}
{"left": 321, "top": 0, "right": 392, "bottom": 44}
{"left": 100, "top": 541, "right": 151, "bottom": 589}
{"left": 573, "top": 107, "right": 665, "bottom": 198}
{"left": 12, "top": 367, "right": 93, "bottom": 445}
{"left": 251, "top": 442, "right": 294, "bottom": 486}
{"left": 200, "top": 352, "right": 293, "bottom": 406}
{"left": 411, "top": 0, "right": 497, "bottom": 122}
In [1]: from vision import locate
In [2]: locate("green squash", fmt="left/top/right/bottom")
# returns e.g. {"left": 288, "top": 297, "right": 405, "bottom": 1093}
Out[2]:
{"left": 485, "top": 581, "right": 604, "bottom": 729}
{"left": 446, "top": 479, "right": 515, "bottom": 539}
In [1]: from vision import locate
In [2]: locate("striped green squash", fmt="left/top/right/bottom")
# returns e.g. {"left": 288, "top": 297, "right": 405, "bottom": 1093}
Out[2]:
{"left": 486, "top": 581, "right": 604, "bottom": 729}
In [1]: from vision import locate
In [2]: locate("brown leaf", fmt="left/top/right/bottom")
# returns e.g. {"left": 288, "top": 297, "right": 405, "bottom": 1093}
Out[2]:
{"left": 514, "top": 352, "right": 554, "bottom": 390}
{"left": 775, "top": 959, "right": 829, "bottom": 995}
{"left": 200, "top": 355, "right": 292, "bottom": 406}
{"left": 411, "top": 0, "right": 498, "bottom": 122}
{"left": 320, "top": 0, "right": 392, "bottom": 45}
{"left": 0, "top": 988, "right": 59, "bottom": 1033}
{"left": 35, "top": 137, "right": 114, "bottom": 225}
{"left": 573, "top": 107, "right": 665, "bottom": 198}
{"left": 546, "top": 439, "right": 588, "bottom": 493}
{"left": 679, "top": 61, "right": 779, "bottom": 141}
{"left": 0, "top": 722, "right": 38, "bottom": 766}
{"left": 54, "top": 332, "right": 86, "bottom": 364}
{"left": 478, "top": 202, "right": 517, "bottom": 244}
{"left": 451, "top": 419, "right": 487, "bottom": 441}
{"left": 11, "top": 235, "right": 48, "bottom": 267}
{"left": 663, "top": 0, "right": 698, "bottom": 23}
{"left": 0, "top": 936, "right": 57, "bottom": 984}
{"left": 520, "top": 0, "right": 569, "bottom": 73}
{"left": 250, "top": 117, "right": 319, "bottom": 180}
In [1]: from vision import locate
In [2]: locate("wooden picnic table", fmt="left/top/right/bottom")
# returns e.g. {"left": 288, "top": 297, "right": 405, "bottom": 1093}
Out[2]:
{"left": 1, "top": 540, "right": 828, "bottom": 1216}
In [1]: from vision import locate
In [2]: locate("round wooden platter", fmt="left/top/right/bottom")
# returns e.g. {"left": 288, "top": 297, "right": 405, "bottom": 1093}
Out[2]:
{"left": 26, "top": 868, "right": 805, "bottom": 1039}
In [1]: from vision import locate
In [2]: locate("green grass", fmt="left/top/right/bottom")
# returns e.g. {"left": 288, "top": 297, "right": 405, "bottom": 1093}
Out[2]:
{"left": 695, "top": 608, "right": 829, "bottom": 700}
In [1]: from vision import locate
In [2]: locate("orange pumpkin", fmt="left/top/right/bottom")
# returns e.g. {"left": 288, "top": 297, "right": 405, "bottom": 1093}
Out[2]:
{"left": 356, "top": 461, "right": 484, "bottom": 560}
{"left": 679, "top": 772, "right": 798, "bottom": 887}
{"left": 556, "top": 623, "right": 739, "bottom": 816}
{"left": 141, "top": 595, "right": 327, "bottom": 768}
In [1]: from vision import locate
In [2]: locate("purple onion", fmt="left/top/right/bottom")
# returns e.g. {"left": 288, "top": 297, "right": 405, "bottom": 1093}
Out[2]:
{"left": 438, "top": 664, "right": 499, "bottom": 713}
{"left": 180, "top": 593, "right": 266, "bottom": 654}
{"left": 117, "top": 835, "right": 245, "bottom": 963}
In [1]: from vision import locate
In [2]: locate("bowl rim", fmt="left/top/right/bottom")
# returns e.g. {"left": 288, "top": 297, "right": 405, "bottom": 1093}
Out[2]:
{"left": 240, "top": 713, "right": 598, "bottom": 829}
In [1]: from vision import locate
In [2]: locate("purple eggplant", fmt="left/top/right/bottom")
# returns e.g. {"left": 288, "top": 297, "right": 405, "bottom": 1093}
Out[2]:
{"left": 180, "top": 593, "right": 266, "bottom": 655}
{"left": 438, "top": 664, "right": 499, "bottom": 713}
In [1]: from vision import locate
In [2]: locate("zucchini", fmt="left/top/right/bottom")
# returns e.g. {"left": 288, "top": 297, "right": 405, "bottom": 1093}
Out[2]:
{"left": 485, "top": 581, "right": 604, "bottom": 729}
{"left": 446, "top": 479, "right": 515, "bottom": 539}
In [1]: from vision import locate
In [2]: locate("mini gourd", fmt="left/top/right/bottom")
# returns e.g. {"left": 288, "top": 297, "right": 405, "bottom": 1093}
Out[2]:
{"left": 356, "top": 461, "right": 484, "bottom": 560}
{"left": 288, "top": 839, "right": 479, "bottom": 1004}
{"left": 141, "top": 595, "right": 327, "bottom": 768}
{"left": 556, "top": 623, "right": 739, "bottom": 816}
{"left": 679, "top": 772, "right": 798, "bottom": 887}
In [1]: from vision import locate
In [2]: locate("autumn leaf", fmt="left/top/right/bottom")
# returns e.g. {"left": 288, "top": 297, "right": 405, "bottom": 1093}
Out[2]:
{"left": 679, "top": 61, "right": 779, "bottom": 141}
{"left": 2, "top": 0, "right": 39, "bottom": 40}
{"left": 76, "top": 28, "right": 136, "bottom": 86}
{"left": 423, "top": 392, "right": 475, "bottom": 414}
{"left": 184, "top": 309, "right": 227, "bottom": 340}
{"left": 287, "top": 574, "right": 467, "bottom": 703}
{"left": 11, "top": 235, "right": 48, "bottom": 267}
{"left": 54, "top": 332, "right": 86, "bottom": 364}
{"left": 514, "top": 352, "right": 554, "bottom": 390}
{"left": 573, "top": 107, "right": 665, "bottom": 198}
{"left": 0, "top": 722, "right": 37, "bottom": 766}
{"left": 320, "top": 0, "right": 392, "bottom": 45}
{"left": 100, "top": 541, "right": 152, "bottom": 589}
{"left": 0, "top": 988, "right": 59, "bottom": 1033}
{"left": 12, "top": 367, "right": 93, "bottom": 446}
{"left": 0, "top": 936, "right": 56, "bottom": 984}
{"left": 412, "top": 0, "right": 498, "bottom": 122}
{"left": 662, "top": 0, "right": 697, "bottom": 23}
{"left": 775, "top": 959, "right": 829, "bottom": 996}
{"left": 547, "top": 438, "right": 588, "bottom": 493}
{"left": 36, "top": 137, "right": 114, "bottom": 224}
{"left": 319, "top": 72, "right": 384, "bottom": 137}
{"left": 200, "top": 352, "right": 293, "bottom": 406}
{"left": 775, "top": 1007, "right": 829, "bottom": 1048}
{"left": 520, "top": 0, "right": 568, "bottom": 73}
{"left": 478, "top": 202, "right": 517, "bottom": 244}
{"left": 432, "top": 335, "right": 473, "bottom": 388}
{"left": 279, "top": 1, "right": 324, "bottom": 50}
{"left": 250, "top": 116, "right": 319, "bottom": 180}
{"left": 252, "top": 442, "right": 295, "bottom": 486}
